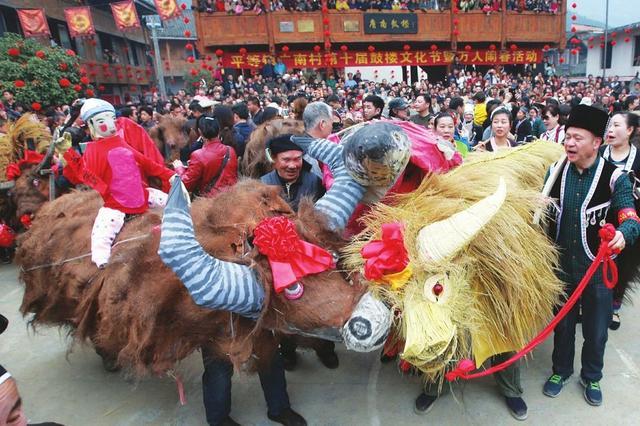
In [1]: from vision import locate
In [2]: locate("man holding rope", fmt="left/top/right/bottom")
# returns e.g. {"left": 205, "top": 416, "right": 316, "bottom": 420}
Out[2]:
{"left": 542, "top": 105, "right": 640, "bottom": 406}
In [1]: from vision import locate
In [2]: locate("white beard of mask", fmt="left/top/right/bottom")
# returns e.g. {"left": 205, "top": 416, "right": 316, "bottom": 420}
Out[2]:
{"left": 88, "top": 112, "right": 117, "bottom": 140}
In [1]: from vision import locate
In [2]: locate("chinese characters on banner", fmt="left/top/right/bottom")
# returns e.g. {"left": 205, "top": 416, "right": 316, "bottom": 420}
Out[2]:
{"left": 17, "top": 9, "right": 51, "bottom": 38}
{"left": 221, "top": 49, "right": 543, "bottom": 69}
{"left": 64, "top": 6, "right": 96, "bottom": 38}
{"left": 154, "top": 0, "right": 182, "bottom": 20}
{"left": 111, "top": 0, "right": 141, "bottom": 31}
{"left": 363, "top": 13, "right": 418, "bottom": 34}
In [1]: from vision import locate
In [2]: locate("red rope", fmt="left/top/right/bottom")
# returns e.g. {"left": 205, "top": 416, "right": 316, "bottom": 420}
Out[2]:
{"left": 446, "top": 223, "right": 619, "bottom": 381}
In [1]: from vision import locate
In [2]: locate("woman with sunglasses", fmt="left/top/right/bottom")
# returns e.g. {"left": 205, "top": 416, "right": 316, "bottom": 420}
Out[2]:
{"left": 541, "top": 104, "right": 566, "bottom": 144}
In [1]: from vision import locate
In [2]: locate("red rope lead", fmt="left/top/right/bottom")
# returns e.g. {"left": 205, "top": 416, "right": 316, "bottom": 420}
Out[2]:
{"left": 446, "top": 223, "right": 619, "bottom": 381}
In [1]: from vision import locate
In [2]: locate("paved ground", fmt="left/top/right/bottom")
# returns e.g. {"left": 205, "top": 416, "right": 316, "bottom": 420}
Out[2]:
{"left": 1, "top": 264, "right": 639, "bottom": 426}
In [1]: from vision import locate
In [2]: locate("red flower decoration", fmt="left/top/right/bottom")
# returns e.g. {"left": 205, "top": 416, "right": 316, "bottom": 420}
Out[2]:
{"left": 361, "top": 223, "right": 409, "bottom": 282}
{"left": 59, "top": 78, "right": 71, "bottom": 88}
{"left": 35, "top": 50, "right": 45, "bottom": 59}
{"left": 31, "top": 102, "right": 42, "bottom": 111}
{"left": 340, "top": 45, "right": 348, "bottom": 52}
{"left": 73, "top": 84, "right": 82, "bottom": 92}
{"left": 7, "top": 47, "right": 20, "bottom": 57}
{"left": 66, "top": 49, "right": 76, "bottom": 56}
{"left": 184, "top": 30, "right": 191, "bottom": 38}
{"left": 216, "top": 49, "right": 224, "bottom": 56}
{"left": 253, "top": 216, "right": 335, "bottom": 293}
{"left": 14, "top": 80, "right": 25, "bottom": 88}
{"left": 80, "top": 76, "right": 90, "bottom": 85}
{"left": 185, "top": 43, "right": 193, "bottom": 50}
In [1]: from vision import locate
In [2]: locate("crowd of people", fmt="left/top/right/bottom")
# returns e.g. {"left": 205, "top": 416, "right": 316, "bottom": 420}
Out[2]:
{"left": 194, "top": 0, "right": 559, "bottom": 14}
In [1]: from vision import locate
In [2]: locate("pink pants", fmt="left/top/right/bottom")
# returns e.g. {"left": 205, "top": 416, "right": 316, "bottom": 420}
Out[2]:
{"left": 91, "top": 188, "right": 167, "bottom": 267}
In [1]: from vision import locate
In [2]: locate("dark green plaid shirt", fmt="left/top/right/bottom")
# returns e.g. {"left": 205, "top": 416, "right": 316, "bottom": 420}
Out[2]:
{"left": 546, "top": 158, "right": 640, "bottom": 286}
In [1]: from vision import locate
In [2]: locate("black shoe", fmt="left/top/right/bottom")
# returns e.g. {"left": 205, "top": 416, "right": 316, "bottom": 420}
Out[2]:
{"left": 215, "top": 417, "right": 240, "bottom": 426}
{"left": 414, "top": 392, "right": 437, "bottom": 415}
{"left": 380, "top": 352, "right": 397, "bottom": 364}
{"left": 267, "top": 408, "right": 307, "bottom": 426}
{"left": 609, "top": 312, "right": 620, "bottom": 330}
{"left": 316, "top": 349, "right": 339, "bottom": 369}
{"left": 505, "top": 396, "right": 528, "bottom": 421}
{"left": 281, "top": 350, "right": 297, "bottom": 371}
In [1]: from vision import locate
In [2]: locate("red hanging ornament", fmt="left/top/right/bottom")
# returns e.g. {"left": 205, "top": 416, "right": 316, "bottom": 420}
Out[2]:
{"left": 184, "top": 30, "right": 191, "bottom": 38}
{"left": 600, "top": 43, "right": 605, "bottom": 48}
{"left": 187, "top": 56, "right": 195, "bottom": 63}
{"left": 181, "top": 3, "right": 187, "bottom": 9}
{"left": 31, "top": 102, "right": 41, "bottom": 111}
{"left": 464, "top": 45, "right": 472, "bottom": 51}
{"left": 368, "top": 45, "right": 375, "bottom": 52}
{"left": 403, "top": 44, "right": 411, "bottom": 51}
{"left": 600, "top": 35, "right": 605, "bottom": 41}
{"left": 453, "top": 29, "right": 460, "bottom": 36}
{"left": 14, "top": 80, "right": 25, "bottom": 88}
{"left": 571, "top": 15, "right": 577, "bottom": 21}
{"left": 35, "top": 50, "right": 45, "bottom": 59}
{"left": 73, "top": 84, "right": 82, "bottom": 92}
{"left": 625, "top": 37, "right": 631, "bottom": 43}
{"left": 559, "top": 57, "right": 565, "bottom": 63}
{"left": 313, "top": 45, "right": 321, "bottom": 53}
{"left": 340, "top": 45, "right": 348, "bottom": 52}
{"left": 324, "top": 41, "right": 331, "bottom": 49}
{"left": 184, "top": 17, "right": 190, "bottom": 24}
{"left": 89, "top": 71, "right": 97, "bottom": 77}
{"left": 7, "top": 47, "right": 20, "bottom": 57}
{"left": 190, "top": 68, "right": 198, "bottom": 76}
{"left": 80, "top": 76, "right": 90, "bottom": 85}
{"left": 571, "top": 49, "right": 578, "bottom": 55}
{"left": 282, "top": 45, "right": 290, "bottom": 53}
{"left": 323, "top": 18, "right": 329, "bottom": 25}
{"left": 324, "top": 30, "right": 330, "bottom": 37}
{"left": 489, "top": 44, "right": 497, "bottom": 51}
{"left": 453, "top": 6, "right": 459, "bottom": 14}
{"left": 99, "top": 85, "right": 106, "bottom": 91}
{"left": 239, "top": 47, "right": 247, "bottom": 54}
{"left": 453, "top": 18, "right": 459, "bottom": 25}
{"left": 571, "top": 27, "right": 577, "bottom": 33}
{"left": 216, "top": 49, "right": 224, "bottom": 56}
{"left": 589, "top": 45, "right": 594, "bottom": 49}
{"left": 59, "top": 78, "right": 71, "bottom": 88}
{"left": 571, "top": 2, "right": 577, "bottom": 8}
{"left": 205, "top": 55, "right": 212, "bottom": 61}
{"left": 543, "top": 44, "right": 550, "bottom": 51}
{"left": 322, "top": 5, "right": 328, "bottom": 12}
{"left": 571, "top": 37, "right": 580, "bottom": 44}
{"left": 611, "top": 32, "right": 618, "bottom": 38}
{"left": 611, "top": 40, "right": 617, "bottom": 46}
{"left": 86, "top": 89, "right": 95, "bottom": 97}
{"left": 510, "top": 44, "right": 518, "bottom": 51}
{"left": 588, "top": 36, "right": 594, "bottom": 42}
{"left": 185, "top": 43, "right": 194, "bottom": 50}
{"left": 430, "top": 44, "right": 437, "bottom": 51}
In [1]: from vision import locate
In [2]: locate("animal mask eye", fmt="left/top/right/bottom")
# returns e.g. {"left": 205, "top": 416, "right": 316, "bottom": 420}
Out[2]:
{"left": 423, "top": 274, "right": 450, "bottom": 304}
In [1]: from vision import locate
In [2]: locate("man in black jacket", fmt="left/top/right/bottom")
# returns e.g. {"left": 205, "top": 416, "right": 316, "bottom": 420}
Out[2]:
{"left": 513, "top": 106, "right": 532, "bottom": 143}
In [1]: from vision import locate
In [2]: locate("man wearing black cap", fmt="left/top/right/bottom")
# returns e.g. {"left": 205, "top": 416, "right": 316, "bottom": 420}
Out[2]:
{"left": 542, "top": 105, "right": 640, "bottom": 406}
{"left": 388, "top": 98, "right": 410, "bottom": 121}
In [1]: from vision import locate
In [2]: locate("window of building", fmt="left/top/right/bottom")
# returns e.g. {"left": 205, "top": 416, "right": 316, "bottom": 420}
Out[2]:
{"left": 601, "top": 43, "right": 613, "bottom": 69}
{"left": 634, "top": 35, "right": 640, "bottom": 66}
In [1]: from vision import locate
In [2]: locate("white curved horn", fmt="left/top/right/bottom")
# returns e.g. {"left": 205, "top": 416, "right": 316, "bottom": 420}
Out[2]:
{"left": 417, "top": 177, "right": 507, "bottom": 262}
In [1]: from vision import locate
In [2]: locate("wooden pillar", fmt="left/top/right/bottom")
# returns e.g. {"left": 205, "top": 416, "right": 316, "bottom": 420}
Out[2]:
{"left": 500, "top": 0, "right": 506, "bottom": 50}
{"left": 322, "top": 0, "right": 332, "bottom": 75}
{"left": 450, "top": 5, "right": 457, "bottom": 51}
{"left": 559, "top": 0, "right": 567, "bottom": 50}
{"left": 264, "top": 0, "right": 276, "bottom": 56}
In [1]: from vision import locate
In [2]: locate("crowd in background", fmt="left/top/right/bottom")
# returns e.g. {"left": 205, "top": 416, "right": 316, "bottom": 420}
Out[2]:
{"left": 194, "top": 0, "right": 559, "bottom": 14}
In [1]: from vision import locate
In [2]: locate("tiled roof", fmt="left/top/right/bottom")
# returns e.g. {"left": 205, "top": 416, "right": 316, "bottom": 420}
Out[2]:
{"left": 154, "top": 9, "right": 197, "bottom": 40}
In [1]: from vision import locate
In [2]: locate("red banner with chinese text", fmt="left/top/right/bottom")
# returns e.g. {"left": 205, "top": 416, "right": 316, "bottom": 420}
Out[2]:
{"left": 64, "top": 7, "right": 96, "bottom": 38}
{"left": 111, "top": 1, "right": 141, "bottom": 31}
{"left": 17, "top": 9, "right": 51, "bottom": 38}
{"left": 154, "top": 0, "right": 182, "bottom": 21}
{"left": 221, "top": 49, "right": 544, "bottom": 69}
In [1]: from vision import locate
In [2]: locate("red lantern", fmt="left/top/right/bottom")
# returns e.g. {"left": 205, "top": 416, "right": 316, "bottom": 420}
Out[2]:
{"left": 402, "top": 44, "right": 410, "bottom": 51}
{"left": 35, "top": 50, "right": 45, "bottom": 59}
{"left": 239, "top": 47, "right": 247, "bottom": 54}
{"left": 611, "top": 40, "right": 617, "bottom": 46}
{"left": 340, "top": 45, "right": 348, "bottom": 52}
{"left": 625, "top": 37, "right": 631, "bottom": 43}
{"left": 99, "top": 85, "right": 106, "bottom": 91}
{"left": 571, "top": 37, "right": 579, "bottom": 44}
{"left": 559, "top": 57, "right": 565, "bottom": 63}
{"left": 453, "top": 29, "right": 460, "bottom": 36}
{"left": 600, "top": 43, "right": 605, "bottom": 48}
{"left": 588, "top": 36, "right": 594, "bottom": 42}
{"left": 14, "top": 80, "right": 25, "bottom": 88}
{"left": 625, "top": 28, "right": 632, "bottom": 34}
{"left": 324, "top": 41, "right": 331, "bottom": 49}
{"left": 510, "top": 44, "right": 518, "bottom": 51}
{"left": 313, "top": 45, "right": 321, "bottom": 53}
{"left": 7, "top": 47, "right": 20, "bottom": 57}
{"left": 589, "top": 45, "right": 594, "bottom": 49}
{"left": 59, "top": 78, "right": 71, "bottom": 88}
{"left": 187, "top": 56, "right": 195, "bottom": 63}
{"left": 368, "top": 45, "right": 375, "bottom": 52}
{"left": 86, "top": 89, "right": 95, "bottom": 97}
{"left": 571, "top": 2, "right": 577, "bottom": 8}
{"left": 216, "top": 49, "right": 224, "bottom": 56}
{"left": 80, "top": 76, "right": 90, "bottom": 85}
{"left": 543, "top": 44, "right": 550, "bottom": 51}
{"left": 127, "top": 73, "right": 133, "bottom": 78}
{"left": 31, "top": 102, "right": 42, "bottom": 111}
{"left": 571, "top": 49, "right": 578, "bottom": 55}
{"left": 489, "top": 44, "right": 497, "bottom": 51}
{"left": 600, "top": 35, "right": 605, "bottom": 41}
{"left": 0, "top": 224, "right": 15, "bottom": 248}
{"left": 184, "top": 30, "right": 191, "bottom": 38}
{"left": 324, "top": 30, "right": 330, "bottom": 37}
{"left": 73, "top": 84, "right": 82, "bottom": 92}
{"left": 612, "top": 32, "right": 618, "bottom": 38}
{"left": 190, "top": 68, "right": 198, "bottom": 76}
{"left": 464, "top": 45, "right": 472, "bottom": 51}
{"left": 571, "top": 15, "right": 577, "bottom": 21}
{"left": 282, "top": 45, "right": 290, "bottom": 53}
{"left": 89, "top": 71, "right": 97, "bottom": 77}
{"left": 184, "top": 17, "right": 190, "bottom": 24}
{"left": 322, "top": 6, "right": 328, "bottom": 12}
{"left": 323, "top": 18, "right": 329, "bottom": 25}
{"left": 453, "top": 6, "right": 459, "bottom": 14}
{"left": 66, "top": 49, "right": 76, "bottom": 56}
{"left": 571, "top": 27, "right": 577, "bottom": 33}
{"left": 201, "top": 63, "right": 208, "bottom": 69}
{"left": 80, "top": 67, "right": 87, "bottom": 75}
{"left": 181, "top": 2, "right": 187, "bottom": 9}
{"left": 453, "top": 18, "right": 459, "bottom": 25}
{"left": 206, "top": 55, "right": 212, "bottom": 61}
{"left": 430, "top": 44, "right": 437, "bottom": 51}
{"left": 185, "top": 43, "right": 193, "bottom": 50}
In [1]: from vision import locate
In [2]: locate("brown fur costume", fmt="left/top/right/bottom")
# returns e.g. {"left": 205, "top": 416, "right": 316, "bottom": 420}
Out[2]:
{"left": 17, "top": 181, "right": 364, "bottom": 376}
{"left": 149, "top": 115, "right": 189, "bottom": 163}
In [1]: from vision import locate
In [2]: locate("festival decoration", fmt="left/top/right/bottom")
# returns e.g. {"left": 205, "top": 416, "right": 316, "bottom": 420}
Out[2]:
{"left": 111, "top": 1, "right": 141, "bottom": 31}
{"left": 361, "top": 222, "right": 411, "bottom": 290}
{"left": 17, "top": 9, "right": 51, "bottom": 38}
{"left": 64, "top": 7, "right": 96, "bottom": 38}
{"left": 154, "top": 0, "right": 182, "bottom": 20}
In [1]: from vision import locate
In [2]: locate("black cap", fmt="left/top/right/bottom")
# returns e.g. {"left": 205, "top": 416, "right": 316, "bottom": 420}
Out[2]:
{"left": 266, "top": 134, "right": 302, "bottom": 156}
{"left": 565, "top": 104, "right": 609, "bottom": 138}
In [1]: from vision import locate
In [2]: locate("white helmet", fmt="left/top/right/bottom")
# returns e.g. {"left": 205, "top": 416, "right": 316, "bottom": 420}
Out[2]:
{"left": 80, "top": 98, "right": 115, "bottom": 122}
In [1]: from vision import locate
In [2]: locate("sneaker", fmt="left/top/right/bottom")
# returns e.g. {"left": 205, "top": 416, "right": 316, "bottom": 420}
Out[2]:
{"left": 609, "top": 311, "right": 620, "bottom": 331}
{"left": 505, "top": 397, "right": 528, "bottom": 421}
{"left": 543, "top": 374, "right": 570, "bottom": 398}
{"left": 414, "top": 392, "right": 437, "bottom": 415}
{"left": 267, "top": 407, "right": 307, "bottom": 426}
{"left": 580, "top": 378, "right": 603, "bottom": 406}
